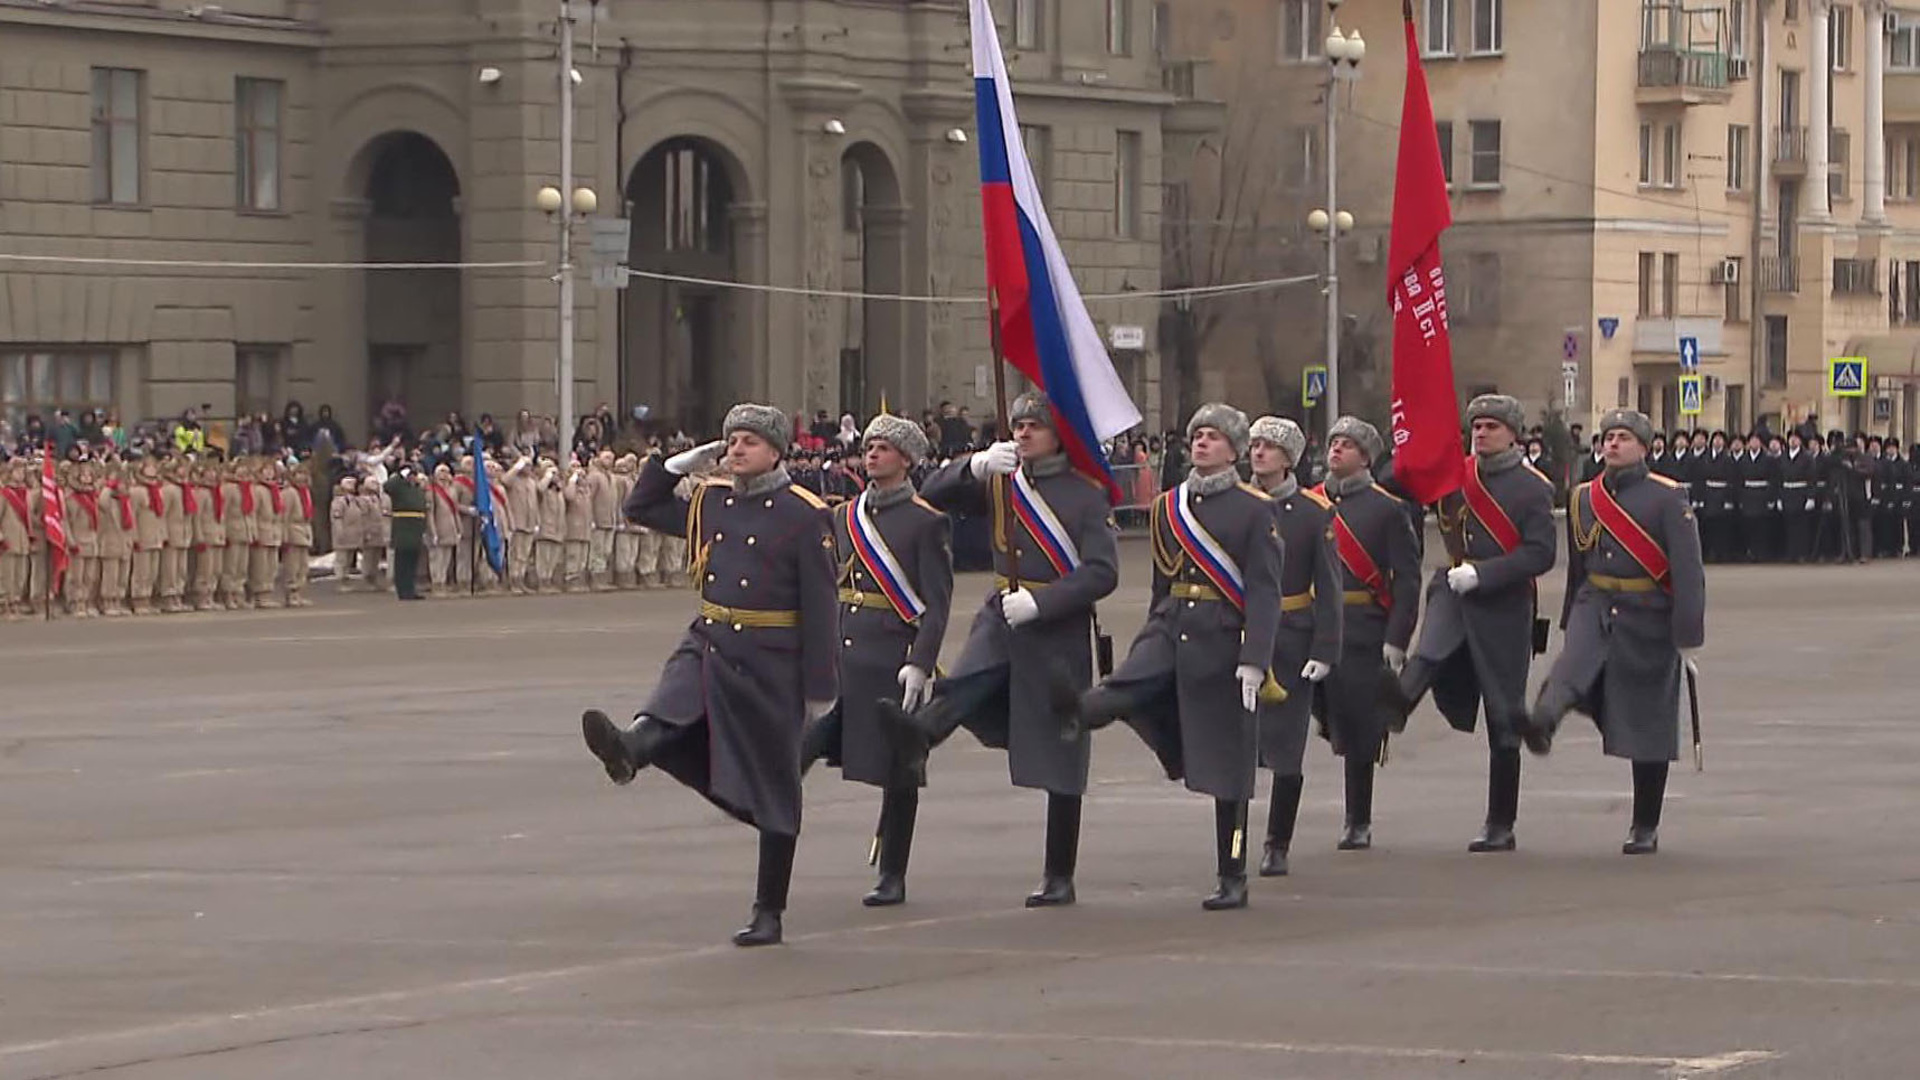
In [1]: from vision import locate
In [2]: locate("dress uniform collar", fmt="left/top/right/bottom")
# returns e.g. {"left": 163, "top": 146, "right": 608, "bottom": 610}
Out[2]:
{"left": 864, "top": 478, "right": 916, "bottom": 510}
{"left": 1021, "top": 453, "right": 1070, "bottom": 480}
{"left": 1603, "top": 461, "right": 1651, "bottom": 490}
{"left": 1260, "top": 473, "right": 1300, "bottom": 500}
{"left": 1324, "top": 468, "right": 1374, "bottom": 498}
{"left": 735, "top": 463, "right": 792, "bottom": 500}
{"left": 1184, "top": 466, "right": 1239, "bottom": 497}
{"left": 1476, "top": 447, "right": 1523, "bottom": 475}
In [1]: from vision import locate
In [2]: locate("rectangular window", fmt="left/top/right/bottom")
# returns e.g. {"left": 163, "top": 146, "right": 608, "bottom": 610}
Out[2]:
{"left": 1436, "top": 121, "right": 1454, "bottom": 185}
{"left": 1468, "top": 119, "right": 1501, "bottom": 186}
{"left": 1152, "top": 1, "right": 1171, "bottom": 58}
{"left": 1288, "top": 125, "right": 1322, "bottom": 190}
{"left": 1013, "top": 0, "right": 1043, "bottom": 49}
{"left": 1830, "top": 128, "right": 1851, "bottom": 202}
{"left": 1280, "top": 0, "right": 1323, "bottom": 61}
{"left": 1729, "top": 0, "right": 1748, "bottom": 60}
{"left": 1424, "top": 0, "right": 1455, "bottom": 56}
{"left": 1107, "top": 0, "right": 1132, "bottom": 55}
{"left": 1895, "top": 19, "right": 1920, "bottom": 69}
{"left": 90, "top": 67, "right": 142, "bottom": 205}
{"left": 1662, "top": 252, "right": 1680, "bottom": 315}
{"left": 1115, "top": 130, "right": 1141, "bottom": 238}
{"left": 1725, "top": 258, "right": 1745, "bottom": 322}
{"left": 1470, "top": 0, "right": 1502, "bottom": 53}
{"left": 0, "top": 350, "right": 115, "bottom": 434}
{"left": 235, "top": 78, "right": 283, "bottom": 211}
{"left": 1785, "top": 0, "right": 1799, "bottom": 21}
{"left": 1639, "top": 121, "right": 1655, "bottom": 184}
{"left": 1830, "top": 5, "right": 1853, "bottom": 72}
{"left": 1662, "top": 122, "right": 1682, "bottom": 187}
{"left": 1727, "top": 124, "right": 1749, "bottom": 191}
{"left": 1765, "top": 316, "right": 1789, "bottom": 387}
{"left": 1638, "top": 251, "right": 1656, "bottom": 316}
{"left": 1021, "top": 124, "right": 1051, "bottom": 198}
{"left": 234, "top": 346, "right": 284, "bottom": 421}
{"left": 1833, "top": 257, "right": 1877, "bottom": 294}
{"left": 1906, "top": 139, "right": 1920, "bottom": 199}
{"left": 664, "top": 146, "right": 722, "bottom": 253}
{"left": 1459, "top": 252, "right": 1501, "bottom": 325}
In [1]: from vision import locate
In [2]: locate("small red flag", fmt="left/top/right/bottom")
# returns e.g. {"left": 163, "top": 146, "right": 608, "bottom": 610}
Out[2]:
{"left": 1386, "top": 5, "right": 1464, "bottom": 505}
{"left": 41, "top": 443, "right": 68, "bottom": 595}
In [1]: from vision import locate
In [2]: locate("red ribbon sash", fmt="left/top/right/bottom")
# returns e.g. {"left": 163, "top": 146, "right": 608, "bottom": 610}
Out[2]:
{"left": 72, "top": 491, "right": 100, "bottom": 531}
{"left": 1330, "top": 511, "right": 1391, "bottom": 612}
{"left": 431, "top": 484, "right": 460, "bottom": 517}
{"left": 2, "top": 486, "right": 31, "bottom": 528}
{"left": 295, "top": 487, "right": 313, "bottom": 521}
{"left": 1460, "top": 456, "right": 1521, "bottom": 554}
{"left": 1587, "top": 478, "right": 1671, "bottom": 588}
{"left": 140, "top": 482, "right": 165, "bottom": 517}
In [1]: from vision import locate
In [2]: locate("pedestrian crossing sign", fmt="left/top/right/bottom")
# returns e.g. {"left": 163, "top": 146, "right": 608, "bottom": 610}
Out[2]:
{"left": 1826, "top": 357, "right": 1868, "bottom": 397}
{"left": 1302, "top": 365, "right": 1329, "bottom": 408}
{"left": 1678, "top": 374, "right": 1704, "bottom": 416}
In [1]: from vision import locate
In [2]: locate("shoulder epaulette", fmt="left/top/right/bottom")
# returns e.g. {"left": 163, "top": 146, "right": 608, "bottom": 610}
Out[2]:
{"left": 1520, "top": 462, "right": 1556, "bottom": 489}
{"left": 1647, "top": 473, "right": 1682, "bottom": 489}
{"left": 1370, "top": 483, "right": 1405, "bottom": 504}
{"left": 698, "top": 476, "right": 733, "bottom": 489}
{"left": 788, "top": 485, "right": 830, "bottom": 510}
{"left": 909, "top": 494, "right": 941, "bottom": 515}
{"left": 1075, "top": 472, "right": 1106, "bottom": 492}
{"left": 1300, "top": 486, "right": 1333, "bottom": 509}
{"left": 1237, "top": 481, "right": 1272, "bottom": 501}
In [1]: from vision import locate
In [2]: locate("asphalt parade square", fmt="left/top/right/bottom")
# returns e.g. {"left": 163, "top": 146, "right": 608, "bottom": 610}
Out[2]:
{"left": 2, "top": 545, "right": 1917, "bottom": 1079}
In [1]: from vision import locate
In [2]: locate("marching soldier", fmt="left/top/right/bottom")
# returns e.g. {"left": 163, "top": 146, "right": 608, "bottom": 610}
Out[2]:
{"left": 1246, "top": 416, "right": 1341, "bottom": 878}
{"left": 98, "top": 462, "right": 135, "bottom": 617}
{"left": 283, "top": 463, "right": 315, "bottom": 607}
{"left": 582, "top": 404, "right": 839, "bottom": 947}
{"left": 385, "top": 464, "right": 428, "bottom": 601}
{"left": 611, "top": 453, "right": 641, "bottom": 588}
{"left": 1070, "top": 404, "right": 1283, "bottom": 910}
{"left": 189, "top": 460, "right": 226, "bottom": 611}
{"left": 802, "top": 414, "right": 953, "bottom": 907}
{"left": 1400, "top": 395, "right": 1557, "bottom": 853}
{"left": 130, "top": 455, "right": 169, "bottom": 616}
{"left": 1313, "top": 417, "right": 1421, "bottom": 851}
{"left": 1, "top": 458, "right": 31, "bottom": 620}
{"left": 64, "top": 461, "right": 103, "bottom": 618}
{"left": 1523, "top": 409, "right": 1706, "bottom": 855}
{"left": 879, "top": 391, "right": 1119, "bottom": 908}
{"left": 1780, "top": 430, "right": 1818, "bottom": 563}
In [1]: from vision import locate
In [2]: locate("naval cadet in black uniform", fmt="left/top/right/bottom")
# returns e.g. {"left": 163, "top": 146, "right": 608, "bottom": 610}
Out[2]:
{"left": 1780, "top": 430, "right": 1818, "bottom": 562}
{"left": 1400, "top": 395, "right": 1557, "bottom": 853}
{"left": 1246, "top": 416, "right": 1341, "bottom": 878}
{"left": 881, "top": 391, "right": 1119, "bottom": 908}
{"left": 1071, "top": 404, "right": 1283, "bottom": 910}
{"left": 1314, "top": 417, "right": 1421, "bottom": 851}
{"left": 581, "top": 404, "right": 840, "bottom": 946}
{"left": 1523, "top": 408, "right": 1706, "bottom": 855}
{"left": 802, "top": 414, "right": 953, "bottom": 908}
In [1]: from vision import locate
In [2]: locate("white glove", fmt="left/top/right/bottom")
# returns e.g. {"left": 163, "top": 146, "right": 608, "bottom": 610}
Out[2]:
{"left": 664, "top": 440, "right": 724, "bottom": 476}
{"left": 1446, "top": 563, "right": 1481, "bottom": 595}
{"left": 999, "top": 588, "right": 1040, "bottom": 627}
{"left": 805, "top": 699, "right": 836, "bottom": 723}
{"left": 969, "top": 440, "right": 1020, "bottom": 479}
{"left": 1383, "top": 644, "right": 1407, "bottom": 675}
{"left": 1301, "top": 659, "right": 1332, "bottom": 683}
{"left": 897, "top": 665, "right": 933, "bottom": 711}
{"left": 1804, "top": 498, "right": 1815, "bottom": 512}
{"left": 1236, "top": 665, "right": 1264, "bottom": 713}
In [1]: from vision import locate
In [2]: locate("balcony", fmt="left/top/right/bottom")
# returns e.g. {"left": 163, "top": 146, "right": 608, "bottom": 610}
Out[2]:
{"left": 1773, "top": 125, "right": 1807, "bottom": 175}
{"left": 1636, "top": 1, "right": 1731, "bottom": 105}
{"left": 1158, "top": 58, "right": 1224, "bottom": 135}
{"left": 1759, "top": 254, "right": 1801, "bottom": 294}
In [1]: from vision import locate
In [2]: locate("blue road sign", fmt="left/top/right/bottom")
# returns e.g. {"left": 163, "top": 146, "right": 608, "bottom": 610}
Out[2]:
{"left": 1678, "top": 374, "right": 1704, "bottom": 416}
{"left": 1302, "top": 365, "right": 1329, "bottom": 408}
{"left": 1678, "top": 336, "right": 1700, "bottom": 372}
{"left": 1598, "top": 317, "right": 1620, "bottom": 340}
{"left": 1827, "top": 357, "right": 1867, "bottom": 397}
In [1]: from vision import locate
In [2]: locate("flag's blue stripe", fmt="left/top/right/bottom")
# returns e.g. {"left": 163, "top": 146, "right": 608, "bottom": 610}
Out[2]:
{"left": 973, "top": 77, "right": 1012, "bottom": 185}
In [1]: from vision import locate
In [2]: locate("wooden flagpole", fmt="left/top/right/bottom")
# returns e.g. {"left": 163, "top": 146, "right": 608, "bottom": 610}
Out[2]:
{"left": 986, "top": 287, "right": 1020, "bottom": 592}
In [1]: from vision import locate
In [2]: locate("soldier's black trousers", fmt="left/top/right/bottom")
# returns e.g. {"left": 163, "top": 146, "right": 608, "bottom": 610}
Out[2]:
{"left": 874, "top": 787, "right": 918, "bottom": 878}
{"left": 1344, "top": 756, "right": 1375, "bottom": 828}
{"left": 756, "top": 829, "right": 797, "bottom": 913}
{"left": 1631, "top": 762, "right": 1669, "bottom": 831}
{"left": 1265, "top": 773, "right": 1304, "bottom": 851}
{"left": 1214, "top": 798, "right": 1249, "bottom": 878}
{"left": 1488, "top": 745, "right": 1521, "bottom": 828}
{"left": 1783, "top": 512, "right": 1813, "bottom": 562}
{"left": 1044, "top": 793, "right": 1081, "bottom": 879}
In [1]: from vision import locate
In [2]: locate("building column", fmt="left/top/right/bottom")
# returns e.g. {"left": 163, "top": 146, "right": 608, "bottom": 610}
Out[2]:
{"left": 1866, "top": 0, "right": 1889, "bottom": 224}
{"left": 1810, "top": 0, "right": 1833, "bottom": 220}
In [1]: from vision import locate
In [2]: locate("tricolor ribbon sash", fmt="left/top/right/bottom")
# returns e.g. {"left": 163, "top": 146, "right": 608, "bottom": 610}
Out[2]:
{"left": 1007, "top": 467, "right": 1080, "bottom": 576}
{"left": 1160, "top": 481, "right": 1245, "bottom": 611}
{"left": 846, "top": 491, "right": 927, "bottom": 624}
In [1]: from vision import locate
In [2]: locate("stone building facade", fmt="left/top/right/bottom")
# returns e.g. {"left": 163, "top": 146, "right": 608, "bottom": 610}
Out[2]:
{"left": 0, "top": 0, "right": 1191, "bottom": 443}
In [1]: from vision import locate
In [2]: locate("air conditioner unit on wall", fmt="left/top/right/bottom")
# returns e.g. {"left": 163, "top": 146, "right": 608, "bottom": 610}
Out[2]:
{"left": 1706, "top": 374, "right": 1725, "bottom": 395}
{"left": 1728, "top": 57, "right": 1751, "bottom": 80}
{"left": 1720, "top": 257, "right": 1741, "bottom": 284}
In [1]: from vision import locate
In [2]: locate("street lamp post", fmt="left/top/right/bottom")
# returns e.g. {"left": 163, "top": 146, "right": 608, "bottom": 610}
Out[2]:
{"left": 1314, "top": 6, "right": 1363, "bottom": 435}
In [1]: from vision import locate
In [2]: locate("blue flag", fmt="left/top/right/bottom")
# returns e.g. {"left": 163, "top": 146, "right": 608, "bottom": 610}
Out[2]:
{"left": 470, "top": 434, "right": 506, "bottom": 575}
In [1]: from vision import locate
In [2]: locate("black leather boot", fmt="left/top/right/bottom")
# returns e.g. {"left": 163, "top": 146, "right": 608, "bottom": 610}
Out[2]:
{"left": 799, "top": 707, "right": 841, "bottom": 778}
{"left": 736, "top": 830, "right": 795, "bottom": 946}
{"left": 1621, "top": 826, "right": 1659, "bottom": 856}
{"left": 863, "top": 788, "right": 917, "bottom": 907}
{"left": 1202, "top": 799, "right": 1250, "bottom": 911}
{"left": 1260, "top": 774, "right": 1302, "bottom": 877}
{"left": 733, "top": 906, "right": 783, "bottom": 947}
{"left": 875, "top": 698, "right": 934, "bottom": 782}
{"left": 1624, "top": 761, "right": 1667, "bottom": 855}
{"left": 581, "top": 710, "right": 660, "bottom": 785}
{"left": 1066, "top": 685, "right": 1130, "bottom": 742}
{"left": 1471, "top": 749, "right": 1521, "bottom": 852}
{"left": 1522, "top": 684, "right": 1575, "bottom": 757}
{"left": 1026, "top": 793, "right": 1080, "bottom": 907}
{"left": 1338, "top": 753, "right": 1374, "bottom": 850}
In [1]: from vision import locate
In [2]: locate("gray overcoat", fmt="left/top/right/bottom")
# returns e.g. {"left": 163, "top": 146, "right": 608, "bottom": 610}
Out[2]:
{"left": 1256, "top": 481, "right": 1344, "bottom": 775}
{"left": 1313, "top": 481, "right": 1421, "bottom": 758}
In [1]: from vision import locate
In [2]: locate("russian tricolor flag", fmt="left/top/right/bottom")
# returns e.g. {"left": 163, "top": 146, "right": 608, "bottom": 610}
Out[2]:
{"left": 970, "top": 0, "right": 1141, "bottom": 502}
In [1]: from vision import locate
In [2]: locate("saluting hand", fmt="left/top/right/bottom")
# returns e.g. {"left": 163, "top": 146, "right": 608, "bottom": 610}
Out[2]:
{"left": 665, "top": 440, "right": 724, "bottom": 476}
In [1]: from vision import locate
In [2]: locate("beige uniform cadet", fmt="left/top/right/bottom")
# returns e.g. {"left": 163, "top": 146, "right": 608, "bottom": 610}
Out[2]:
{"left": 451, "top": 460, "right": 481, "bottom": 592}
{"left": 22, "top": 460, "right": 53, "bottom": 617}
{"left": 190, "top": 461, "right": 227, "bottom": 611}
{"left": 250, "top": 461, "right": 286, "bottom": 608}
{"left": 130, "top": 458, "right": 169, "bottom": 615}
{"left": 427, "top": 465, "right": 462, "bottom": 596}
{"left": 282, "top": 464, "right": 315, "bottom": 606}
{"left": 222, "top": 459, "right": 256, "bottom": 609}
{"left": 502, "top": 454, "right": 539, "bottom": 594}
{"left": 535, "top": 461, "right": 565, "bottom": 593}
{"left": 586, "top": 452, "right": 618, "bottom": 591}
{"left": 0, "top": 460, "right": 31, "bottom": 619}
{"left": 367, "top": 476, "right": 393, "bottom": 588}
{"left": 159, "top": 458, "right": 192, "bottom": 614}
{"left": 63, "top": 462, "right": 102, "bottom": 618}
{"left": 611, "top": 454, "right": 640, "bottom": 588}
{"left": 331, "top": 476, "right": 363, "bottom": 589}
{"left": 97, "top": 465, "right": 135, "bottom": 617}
{"left": 562, "top": 462, "right": 592, "bottom": 592}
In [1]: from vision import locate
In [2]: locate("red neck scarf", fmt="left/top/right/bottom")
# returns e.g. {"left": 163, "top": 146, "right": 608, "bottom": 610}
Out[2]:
{"left": 71, "top": 491, "right": 100, "bottom": 530}
{"left": 140, "top": 482, "right": 165, "bottom": 517}
{"left": 265, "top": 483, "right": 284, "bottom": 516}
{"left": 294, "top": 486, "right": 313, "bottom": 521}
{"left": 107, "top": 482, "right": 134, "bottom": 529}
{"left": 180, "top": 483, "right": 198, "bottom": 517}
{"left": 238, "top": 481, "right": 255, "bottom": 515}
{"left": 200, "top": 483, "right": 224, "bottom": 521}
